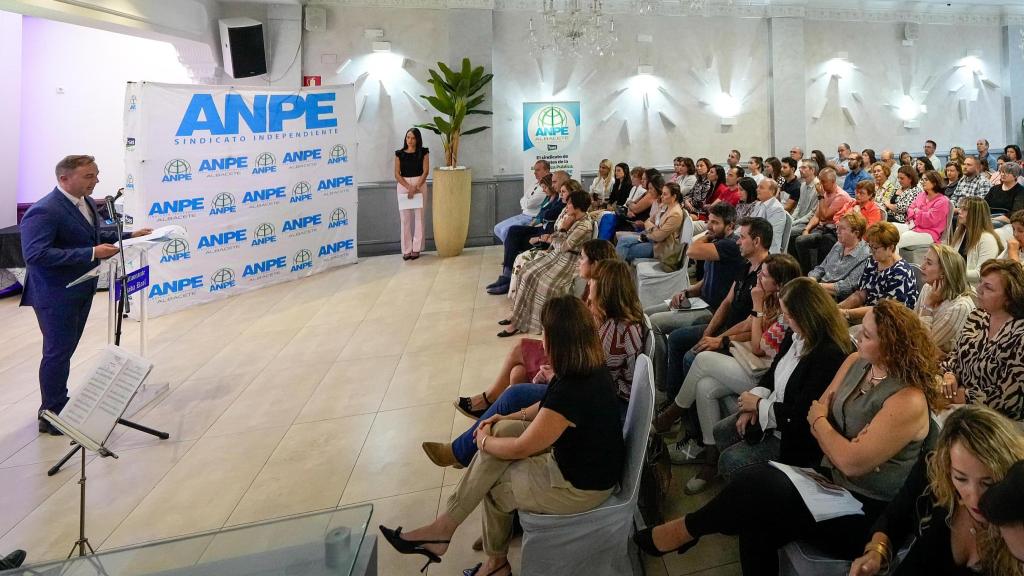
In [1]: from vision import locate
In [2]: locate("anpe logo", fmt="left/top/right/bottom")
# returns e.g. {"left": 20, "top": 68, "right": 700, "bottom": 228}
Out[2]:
{"left": 242, "top": 186, "right": 287, "bottom": 204}
{"left": 197, "top": 229, "right": 247, "bottom": 249}
{"left": 252, "top": 152, "right": 277, "bottom": 175}
{"left": 243, "top": 256, "right": 287, "bottom": 277}
{"left": 148, "top": 275, "right": 203, "bottom": 298}
{"left": 209, "top": 192, "right": 237, "bottom": 215}
{"left": 160, "top": 238, "right": 191, "bottom": 263}
{"left": 329, "top": 207, "right": 349, "bottom": 229}
{"left": 318, "top": 239, "right": 354, "bottom": 257}
{"left": 149, "top": 197, "right": 204, "bottom": 216}
{"left": 526, "top": 104, "right": 577, "bottom": 149}
{"left": 283, "top": 149, "right": 322, "bottom": 164}
{"left": 251, "top": 222, "right": 277, "bottom": 246}
{"left": 291, "top": 249, "right": 313, "bottom": 272}
{"left": 282, "top": 214, "right": 322, "bottom": 232}
{"left": 209, "top": 268, "right": 236, "bottom": 292}
{"left": 328, "top": 144, "right": 348, "bottom": 164}
{"left": 125, "top": 174, "right": 135, "bottom": 190}
{"left": 163, "top": 159, "right": 192, "bottom": 182}
{"left": 318, "top": 176, "right": 354, "bottom": 191}
{"left": 126, "top": 137, "right": 136, "bottom": 150}
{"left": 175, "top": 93, "right": 338, "bottom": 136}
{"left": 199, "top": 156, "right": 247, "bottom": 172}
{"left": 290, "top": 181, "right": 313, "bottom": 203}
{"left": 129, "top": 95, "right": 138, "bottom": 111}
{"left": 537, "top": 106, "right": 569, "bottom": 136}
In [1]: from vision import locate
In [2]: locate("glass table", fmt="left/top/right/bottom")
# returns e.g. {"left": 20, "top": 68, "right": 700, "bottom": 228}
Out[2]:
{"left": 1, "top": 505, "right": 375, "bottom": 576}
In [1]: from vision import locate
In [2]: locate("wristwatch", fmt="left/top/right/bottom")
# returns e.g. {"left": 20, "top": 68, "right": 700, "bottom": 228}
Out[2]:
{"left": 750, "top": 310, "right": 766, "bottom": 318}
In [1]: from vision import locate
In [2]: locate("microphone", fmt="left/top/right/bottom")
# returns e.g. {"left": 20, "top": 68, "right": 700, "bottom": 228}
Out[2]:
{"left": 104, "top": 195, "right": 118, "bottom": 222}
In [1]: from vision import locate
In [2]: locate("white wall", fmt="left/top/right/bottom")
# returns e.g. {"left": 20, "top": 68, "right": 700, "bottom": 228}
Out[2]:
{"left": 803, "top": 21, "right": 1006, "bottom": 157}
{"left": 17, "top": 17, "right": 194, "bottom": 203}
{"left": 0, "top": 10, "right": 22, "bottom": 227}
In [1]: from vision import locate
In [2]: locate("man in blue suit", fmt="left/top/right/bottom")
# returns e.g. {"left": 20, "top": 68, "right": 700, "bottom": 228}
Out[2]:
{"left": 20, "top": 155, "right": 150, "bottom": 434}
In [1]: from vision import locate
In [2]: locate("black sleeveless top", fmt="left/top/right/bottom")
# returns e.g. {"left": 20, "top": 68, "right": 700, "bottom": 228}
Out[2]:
{"left": 395, "top": 148, "right": 429, "bottom": 177}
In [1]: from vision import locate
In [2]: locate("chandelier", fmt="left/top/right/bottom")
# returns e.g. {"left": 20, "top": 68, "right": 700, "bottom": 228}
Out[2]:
{"left": 529, "top": 0, "right": 618, "bottom": 58}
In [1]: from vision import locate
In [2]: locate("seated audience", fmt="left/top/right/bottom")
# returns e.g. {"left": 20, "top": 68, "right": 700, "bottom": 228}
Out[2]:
{"left": 605, "top": 162, "right": 632, "bottom": 208}
{"left": 861, "top": 148, "right": 877, "bottom": 168}
{"left": 789, "top": 160, "right": 820, "bottom": 242}
{"left": 713, "top": 278, "right": 853, "bottom": 490}
{"left": 986, "top": 162, "right": 1024, "bottom": 226}
{"left": 635, "top": 300, "right": 941, "bottom": 575}
{"left": 951, "top": 197, "right": 1004, "bottom": 285}
{"left": 1001, "top": 209, "right": 1024, "bottom": 262}
{"left": 436, "top": 259, "right": 644, "bottom": 468}
{"left": 843, "top": 151, "right": 872, "bottom": 197}
{"left": 684, "top": 158, "right": 714, "bottom": 230}
{"left": 952, "top": 156, "right": 994, "bottom": 208}
{"left": 660, "top": 218, "right": 772, "bottom": 429}
{"left": 812, "top": 149, "right": 829, "bottom": 175}
{"left": 493, "top": 160, "right": 550, "bottom": 243}
{"left": 894, "top": 170, "right": 952, "bottom": 251}
{"left": 671, "top": 156, "right": 697, "bottom": 196}
{"left": 734, "top": 177, "right": 757, "bottom": 220}
{"left": 809, "top": 212, "right": 872, "bottom": 301}
{"left": 899, "top": 151, "right": 914, "bottom": 167}
{"left": 381, "top": 296, "right": 625, "bottom": 576}
{"left": 505, "top": 178, "right": 582, "bottom": 297}
{"left": 589, "top": 158, "right": 613, "bottom": 204}
{"left": 616, "top": 181, "right": 685, "bottom": 264}
{"left": 460, "top": 240, "right": 617, "bottom": 418}
{"left": 990, "top": 155, "right": 1011, "bottom": 186}
{"left": 712, "top": 166, "right": 743, "bottom": 208}
{"left": 870, "top": 161, "right": 897, "bottom": 206}
{"left": 778, "top": 157, "right": 802, "bottom": 212}
{"left": 838, "top": 222, "right": 919, "bottom": 324}
{"left": 1006, "top": 144, "right": 1024, "bottom": 165}
{"left": 500, "top": 189, "right": 594, "bottom": 336}
{"left": 747, "top": 156, "right": 766, "bottom": 184}
{"left": 980, "top": 460, "right": 1024, "bottom": 567}
{"left": 884, "top": 166, "right": 921, "bottom": 224}
{"left": 942, "top": 259, "right": 1024, "bottom": 421}
{"left": 486, "top": 173, "right": 566, "bottom": 294}
{"left": 791, "top": 167, "right": 850, "bottom": 273}
{"left": 915, "top": 156, "right": 935, "bottom": 176}
{"left": 766, "top": 157, "right": 783, "bottom": 186}
{"left": 749, "top": 178, "right": 788, "bottom": 253}
{"left": 850, "top": 405, "right": 1024, "bottom": 576}
{"left": 948, "top": 145, "right": 966, "bottom": 168}
{"left": 658, "top": 255, "right": 802, "bottom": 490}
{"left": 834, "top": 180, "right": 884, "bottom": 227}
{"left": 915, "top": 244, "right": 976, "bottom": 356}
{"left": 618, "top": 168, "right": 664, "bottom": 234}
{"left": 644, "top": 203, "right": 743, "bottom": 391}
{"left": 943, "top": 161, "right": 963, "bottom": 197}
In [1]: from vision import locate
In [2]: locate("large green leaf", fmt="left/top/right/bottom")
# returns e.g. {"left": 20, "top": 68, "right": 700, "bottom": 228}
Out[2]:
{"left": 466, "top": 109, "right": 493, "bottom": 115}
{"left": 433, "top": 115, "right": 452, "bottom": 134}
{"left": 461, "top": 126, "right": 490, "bottom": 135}
{"left": 468, "top": 73, "right": 493, "bottom": 96}
{"left": 460, "top": 58, "right": 471, "bottom": 79}
{"left": 437, "top": 62, "right": 459, "bottom": 86}
{"left": 465, "top": 93, "right": 486, "bottom": 111}
{"left": 415, "top": 123, "right": 442, "bottom": 135}
{"left": 427, "top": 69, "right": 453, "bottom": 93}
{"left": 423, "top": 95, "right": 453, "bottom": 116}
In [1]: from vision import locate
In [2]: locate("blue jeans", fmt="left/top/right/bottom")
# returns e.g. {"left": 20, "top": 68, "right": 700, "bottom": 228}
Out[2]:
{"left": 616, "top": 235, "right": 654, "bottom": 263}
{"left": 665, "top": 323, "right": 708, "bottom": 402}
{"left": 494, "top": 213, "right": 533, "bottom": 243}
{"left": 452, "top": 384, "right": 549, "bottom": 466}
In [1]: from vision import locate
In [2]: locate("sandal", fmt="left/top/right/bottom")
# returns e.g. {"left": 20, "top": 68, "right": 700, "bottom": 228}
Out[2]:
{"left": 453, "top": 392, "right": 491, "bottom": 419}
{"left": 379, "top": 525, "right": 450, "bottom": 573}
{"left": 464, "top": 561, "right": 512, "bottom": 576}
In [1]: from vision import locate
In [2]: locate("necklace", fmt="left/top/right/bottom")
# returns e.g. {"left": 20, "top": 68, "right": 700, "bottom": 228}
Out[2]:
{"left": 859, "top": 366, "right": 887, "bottom": 395}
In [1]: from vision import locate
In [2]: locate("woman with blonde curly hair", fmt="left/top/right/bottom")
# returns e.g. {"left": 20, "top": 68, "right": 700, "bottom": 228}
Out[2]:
{"left": 850, "top": 405, "right": 1024, "bottom": 576}
{"left": 635, "top": 300, "right": 944, "bottom": 574}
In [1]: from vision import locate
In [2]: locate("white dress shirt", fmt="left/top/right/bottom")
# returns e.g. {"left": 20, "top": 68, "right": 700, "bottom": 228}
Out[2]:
{"left": 58, "top": 185, "right": 97, "bottom": 260}
{"left": 750, "top": 333, "right": 805, "bottom": 434}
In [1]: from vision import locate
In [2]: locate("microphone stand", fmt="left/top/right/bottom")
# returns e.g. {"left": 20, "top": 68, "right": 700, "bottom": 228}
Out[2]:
{"left": 48, "top": 193, "right": 169, "bottom": 477}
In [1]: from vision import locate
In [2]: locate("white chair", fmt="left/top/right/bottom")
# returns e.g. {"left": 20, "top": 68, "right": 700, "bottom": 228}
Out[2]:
{"left": 779, "top": 212, "right": 794, "bottom": 253}
{"left": 635, "top": 217, "right": 694, "bottom": 308}
{"left": 642, "top": 314, "right": 655, "bottom": 359}
{"left": 909, "top": 262, "right": 925, "bottom": 293}
{"left": 518, "top": 354, "right": 655, "bottom": 576}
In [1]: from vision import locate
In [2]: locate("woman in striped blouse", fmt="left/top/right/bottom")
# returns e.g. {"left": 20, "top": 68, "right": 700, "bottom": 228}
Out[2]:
{"left": 914, "top": 244, "right": 976, "bottom": 356}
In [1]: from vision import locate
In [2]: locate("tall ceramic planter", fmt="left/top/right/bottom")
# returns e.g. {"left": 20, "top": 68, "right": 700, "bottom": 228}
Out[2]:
{"left": 432, "top": 167, "right": 472, "bottom": 257}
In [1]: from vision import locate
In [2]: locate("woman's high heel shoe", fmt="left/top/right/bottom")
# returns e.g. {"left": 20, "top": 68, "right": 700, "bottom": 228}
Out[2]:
{"left": 464, "top": 561, "right": 512, "bottom": 576}
{"left": 633, "top": 526, "right": 700, "bottom": 557}
{"left": 379, "top": 525, "right": 450, "bottom": 573}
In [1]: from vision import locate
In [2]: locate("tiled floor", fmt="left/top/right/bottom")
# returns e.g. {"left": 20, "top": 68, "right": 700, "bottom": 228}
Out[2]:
{"left": 0, "top": 246, "right": 739, "bottom": 575}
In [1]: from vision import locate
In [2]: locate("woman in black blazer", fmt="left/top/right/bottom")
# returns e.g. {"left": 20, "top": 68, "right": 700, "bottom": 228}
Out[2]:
{"left": 715, "top": 277, "right": 854, "bottom": 480}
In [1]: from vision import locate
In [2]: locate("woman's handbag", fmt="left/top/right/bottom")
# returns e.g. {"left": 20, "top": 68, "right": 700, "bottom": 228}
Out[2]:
{"left": 728, "top": 340, "right": 773, "bottom": 378}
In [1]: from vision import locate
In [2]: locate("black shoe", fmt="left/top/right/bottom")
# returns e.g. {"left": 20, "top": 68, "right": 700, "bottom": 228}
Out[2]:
{"left": 497, "top": 319, "right": 512, "bottom": 326}
{"left": 378, "top": 525, "right": 448, "bottom": 573}
{"left": 403, "top": 254, "right": 411, "bottom": 261}
{"left": 633, "top": 526, "right": 700, "bottom": 557}
{"left": 1, "top": 550, "right": 26, "bottom": 569}
{"left": 497, "top": 329, "right": 520, "bottom": 338}
{"left": 453, "top": 392, "right": 491, "bottom": 419}
{"left": 485, "top": 276, "right": 508, "bottom": 290}
{"left": 487, "top": 282, "right": 511, "bottom": 295}
{"left": 37, "top": 419, "right": 63, "bottom": 436}
{"left": 464, "top": 561, "right": 511, "bottom": 576}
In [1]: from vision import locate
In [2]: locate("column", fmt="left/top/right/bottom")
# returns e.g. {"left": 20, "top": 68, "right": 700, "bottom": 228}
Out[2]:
{"left": 1003, "top": 23, "right": 1024, "bottom": 147}
{"left": 768, "top": 17, "right": 806, "bottom": 156}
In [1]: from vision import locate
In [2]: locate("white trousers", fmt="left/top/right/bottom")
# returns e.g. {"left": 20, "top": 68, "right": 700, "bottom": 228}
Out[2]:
{"left": 674, "top": 350, "right": 758, "bottom": 446}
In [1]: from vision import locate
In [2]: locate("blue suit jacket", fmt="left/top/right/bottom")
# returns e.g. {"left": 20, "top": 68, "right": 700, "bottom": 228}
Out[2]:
{"left": 20, "top": 188, "right": 118, "bottom": 307}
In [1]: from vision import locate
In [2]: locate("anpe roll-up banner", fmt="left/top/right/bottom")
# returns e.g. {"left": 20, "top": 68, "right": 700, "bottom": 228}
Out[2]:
{"left": 123, "top": 82, "right": 358, "bottom": 317}
{"left": 522, "top": 101, "right": 581, "bottom": 193}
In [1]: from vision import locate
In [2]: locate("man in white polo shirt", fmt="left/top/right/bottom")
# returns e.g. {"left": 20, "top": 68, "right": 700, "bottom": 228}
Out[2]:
{"left": 493, "top": 160, "right": 551, "bottom": 243}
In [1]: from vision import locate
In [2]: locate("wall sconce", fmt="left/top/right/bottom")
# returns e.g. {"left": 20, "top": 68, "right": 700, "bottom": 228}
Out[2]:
{"left": 959, "top": 50, "right": 983, "bottom": 74}
{"left": 826, "top": 52, "right": 852, "bottom": 78}
{"left": 713, "top": 92, "right": 740, "bottom": 123}
{"left": 373, "top": 41, "right": 391, "bottom": 52}
{"left": 897, "top": 95, "right": 923, "bottom": 122}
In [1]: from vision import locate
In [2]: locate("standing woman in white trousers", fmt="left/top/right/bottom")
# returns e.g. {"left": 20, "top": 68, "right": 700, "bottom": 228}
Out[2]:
{"left": 394, "top": 128, "right": 430, "bottom": 260}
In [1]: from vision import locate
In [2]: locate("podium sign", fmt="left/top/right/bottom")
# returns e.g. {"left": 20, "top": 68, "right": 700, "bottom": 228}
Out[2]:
{"left": 114, "top": 266, "right": 149, "bottom": 299}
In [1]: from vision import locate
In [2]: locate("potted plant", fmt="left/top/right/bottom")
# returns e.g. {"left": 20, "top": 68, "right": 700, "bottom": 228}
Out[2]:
{"left": 417, "top": 58, "right": 492, "bottom": 257}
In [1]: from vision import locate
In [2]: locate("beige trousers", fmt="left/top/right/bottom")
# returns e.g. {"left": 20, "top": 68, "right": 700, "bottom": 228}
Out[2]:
{"left": 445, "top": 420, "right": 613, "bottom": 555}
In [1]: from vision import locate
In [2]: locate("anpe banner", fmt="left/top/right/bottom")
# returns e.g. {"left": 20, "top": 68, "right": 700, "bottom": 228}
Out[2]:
{"left": 522, "top": 101, "right": 581, "bottom": 192}
{"left": 123, "top": 82, "right": 358, "bottom": 317}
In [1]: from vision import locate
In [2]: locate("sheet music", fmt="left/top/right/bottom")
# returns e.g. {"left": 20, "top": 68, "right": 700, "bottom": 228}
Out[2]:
{"left": 768, "top": 461, "right": 864, "bottom": 522}
{"left": 58, "top": 345, "right": 154, "bottom": 446}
